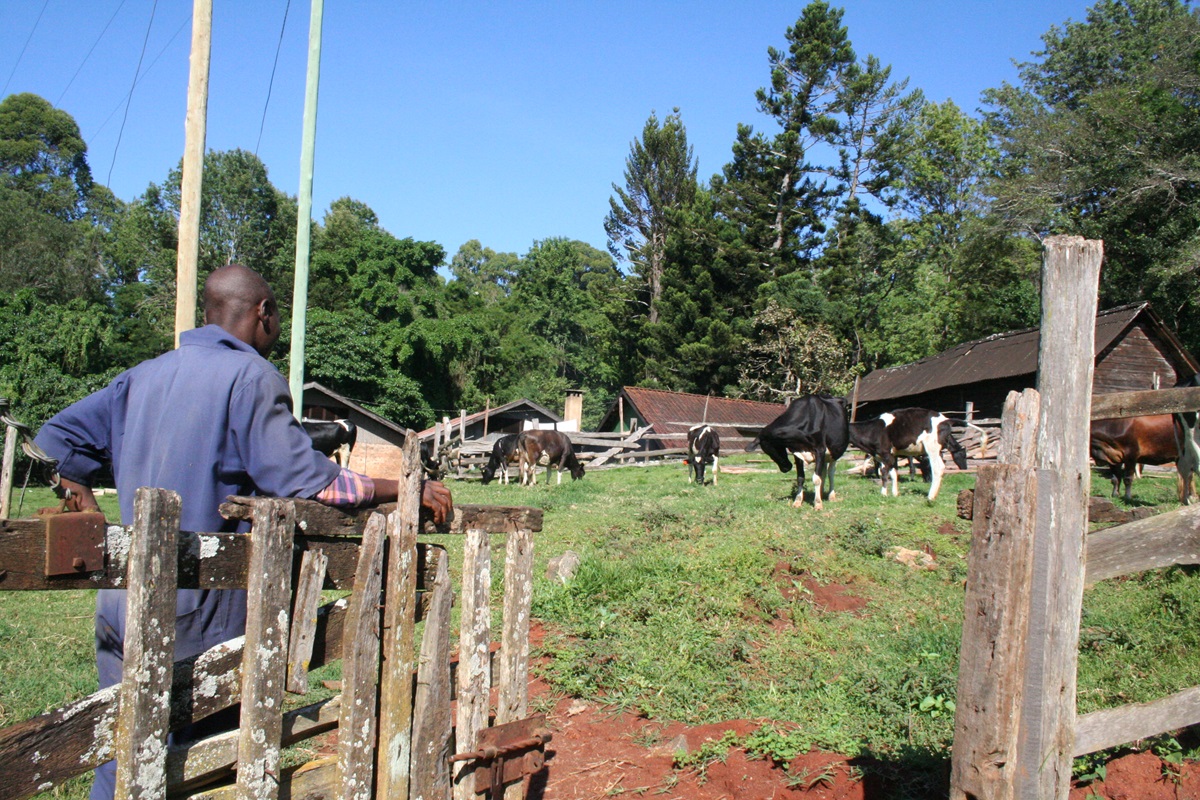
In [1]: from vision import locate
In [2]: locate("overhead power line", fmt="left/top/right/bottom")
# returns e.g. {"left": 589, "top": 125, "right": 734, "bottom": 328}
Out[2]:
{"left": 256, "top": 0, "right": 293, "bottom": 156}
{"left": 2, "top": 0, "right": 50, "bottom": 97}
{"left": 56, "top": 0, "right": 129, "bottom": 106}
{"left": 108, "top": 0, "right": 160, "bottom": 187}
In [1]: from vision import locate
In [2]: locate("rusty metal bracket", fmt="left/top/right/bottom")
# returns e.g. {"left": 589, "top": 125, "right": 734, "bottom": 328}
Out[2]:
{"left": 450, "top": 714, "right": 553, "bottom": 798}
{"left": 43, "top": 511, "right": 106, "bottom": 576}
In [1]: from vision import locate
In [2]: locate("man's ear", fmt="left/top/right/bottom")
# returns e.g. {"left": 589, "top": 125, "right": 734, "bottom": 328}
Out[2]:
{"left": 258, "top": 299, "right": 273, "bottom": 330}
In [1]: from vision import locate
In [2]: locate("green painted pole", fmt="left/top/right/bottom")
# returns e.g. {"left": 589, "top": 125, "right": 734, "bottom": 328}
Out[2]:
{"left": 289, "top": 0, "right": 324, "bottom": 418}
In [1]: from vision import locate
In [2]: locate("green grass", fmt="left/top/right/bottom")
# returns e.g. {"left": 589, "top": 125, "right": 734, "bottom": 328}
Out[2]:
{"left": 4, "top": 459, "right": 1199, "bottom": 798}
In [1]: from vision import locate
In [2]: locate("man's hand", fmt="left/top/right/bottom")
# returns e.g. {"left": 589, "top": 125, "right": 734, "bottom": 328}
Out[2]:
{"left": 421, "top": 480, "right": 453, "bottom": 525}
{"left": 59, "top": 477, "right": 102, "bottom": 514}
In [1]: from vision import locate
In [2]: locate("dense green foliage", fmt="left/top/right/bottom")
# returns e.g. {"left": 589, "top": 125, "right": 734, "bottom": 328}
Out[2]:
{"left": 1, "top": 0, "right": 1197, "bottom": 434}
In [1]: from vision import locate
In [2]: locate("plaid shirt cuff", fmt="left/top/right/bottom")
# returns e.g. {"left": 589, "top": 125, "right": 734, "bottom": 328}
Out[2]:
{"left": 314, "top": 468, "right": 376, "bottom": 507}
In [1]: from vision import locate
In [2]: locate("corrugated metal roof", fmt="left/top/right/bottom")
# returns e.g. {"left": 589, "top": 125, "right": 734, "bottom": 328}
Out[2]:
{"left": 856, "top": 303, "right": 1170, "bottom": 403}
{"left": 416, "top": 398, "right": 562, "bottom": 440}
{"left": 614, "top": 387, "right": 785, "bottom": 448}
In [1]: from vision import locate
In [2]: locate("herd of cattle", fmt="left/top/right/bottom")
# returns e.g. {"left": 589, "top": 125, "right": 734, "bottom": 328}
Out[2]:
{"left": 305, "top": 385, "right": 1200, "bottom": 507}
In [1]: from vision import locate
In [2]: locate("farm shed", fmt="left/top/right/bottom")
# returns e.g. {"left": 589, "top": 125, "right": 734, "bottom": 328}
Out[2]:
{"left": 597, "top": 386, "right": 785, "bottom": 449}
{"left": 416, "top": 398, "right": 564, "bottom": 444}
{"left": 854, "top": 302, "right": 1199, "bottom": 421}
{"left": 300, "top": 381, "right": 411, "bottom": 477}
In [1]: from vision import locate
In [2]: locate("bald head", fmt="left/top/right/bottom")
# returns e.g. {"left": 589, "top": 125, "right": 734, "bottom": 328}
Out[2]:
{"left": 203, "top": 265, "right": 281, "bottom": 356}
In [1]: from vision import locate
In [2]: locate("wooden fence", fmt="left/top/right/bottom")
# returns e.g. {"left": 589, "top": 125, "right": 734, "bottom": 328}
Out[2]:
{"left": 0, "top": 432, "right": 546, "bottom": 800}
{"left": 949, "top": 237, "right": 1200, "bottom": 799}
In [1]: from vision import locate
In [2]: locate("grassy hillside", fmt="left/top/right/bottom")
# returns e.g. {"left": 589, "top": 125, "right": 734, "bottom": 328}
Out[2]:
{"left": 3, "top": 456, "right": 1198, "bottom": 797}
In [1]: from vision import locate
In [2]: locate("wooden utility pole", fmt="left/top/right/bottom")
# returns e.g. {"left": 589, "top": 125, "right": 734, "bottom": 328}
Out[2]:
{"left": 174, "top": 0, "right": 213, "bottom": 347}
{"left": 288, "top": 0, "right": 325, "bottom": 416}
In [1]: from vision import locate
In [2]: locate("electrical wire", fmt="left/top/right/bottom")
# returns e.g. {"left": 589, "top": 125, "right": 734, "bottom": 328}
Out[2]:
{"left": 89, "top": 12, "right": 188, "bottom": 141}
{"left": 1, "top": 0, "right": 50, "bottom": 97}
{"left": 56, "top": 0, "right": 129, "bottom": 106}
{"left": 107, "top": 0, "right": 159, "bottom": 187}
{"left": 256, "top": 0, "right": 293, "bottom": 156}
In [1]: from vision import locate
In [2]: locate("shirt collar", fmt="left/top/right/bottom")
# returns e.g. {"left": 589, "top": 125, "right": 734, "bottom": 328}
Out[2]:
{"left": 179, "top": 324, "right": 262, "bottom": 356}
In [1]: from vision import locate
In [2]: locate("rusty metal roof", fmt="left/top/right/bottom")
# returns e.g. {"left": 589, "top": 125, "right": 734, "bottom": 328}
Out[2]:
{"left": 603, "top": 387, "right": 785, "bottom": 448}
{"left": 856, "top": 303, "right": 1196, "bottom": 403}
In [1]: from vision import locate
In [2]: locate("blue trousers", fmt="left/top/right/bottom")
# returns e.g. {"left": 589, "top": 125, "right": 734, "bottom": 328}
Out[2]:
{"left": 90, "top": 588, "right": 247, "bottom": 800}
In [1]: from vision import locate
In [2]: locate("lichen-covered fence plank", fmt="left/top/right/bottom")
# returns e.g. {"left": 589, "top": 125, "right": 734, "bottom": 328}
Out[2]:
{"left": 286, "top": 549, "right": 328, "bottom": 694}
{"left": 377, "top": 432, "right": 423, "bottom": 800}
{"left": 453, "top": 529, "right": 492, "bottom": 800}
{"left": 498, "top": 526, "right": 534, "bottom": 800}
{"left": 114, "top": 487, "right": 181, "bottom": 800}
{"left": 338, "top": 512, "right": 387, "bottom": 800}
{"left": 236, "top": 498, "right": 296, "bottom": 800}
{"left": 411, "top": 548, "right": 453, "bottom": 800}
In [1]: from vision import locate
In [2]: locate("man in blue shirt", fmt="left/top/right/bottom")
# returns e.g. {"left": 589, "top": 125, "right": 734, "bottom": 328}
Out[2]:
{"left": 35, "top": 264, "right": 452, "bottom": 799}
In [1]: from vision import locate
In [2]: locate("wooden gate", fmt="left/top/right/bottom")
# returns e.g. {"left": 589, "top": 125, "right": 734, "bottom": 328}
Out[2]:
{"left": 0, "top": 432, "right": 545, "bottom": 799}
{"left": 949, "top": 237, "right": 1200, "bottom": 799}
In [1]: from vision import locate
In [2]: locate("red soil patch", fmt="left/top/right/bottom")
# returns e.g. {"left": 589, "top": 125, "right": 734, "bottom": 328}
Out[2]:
{"left": 771, "top": 561, "right": 869, "bottom": 615}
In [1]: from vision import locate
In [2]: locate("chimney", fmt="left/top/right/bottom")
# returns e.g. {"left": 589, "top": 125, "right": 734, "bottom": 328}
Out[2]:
{"left": 564, "top": 389, "right": 584, "bottom": 431}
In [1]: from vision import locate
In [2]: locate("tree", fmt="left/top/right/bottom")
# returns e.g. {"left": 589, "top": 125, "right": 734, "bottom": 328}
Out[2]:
{"left": 737, "top": 299, "right": 854, "bottom": 400}
{"left": 715, "top": 1, "right": 855, "bottom": 279}
{"left": 983, "top": 0, "right": 1200, "bottom": 352}
{"left": 605, "top": 109, "right": 698, "bottom": 324}
{"left": 0, "top": 93, "right": 93, "bottom": 220}
{"left": 449, "top": 239, "right": 519, "bottom": 304}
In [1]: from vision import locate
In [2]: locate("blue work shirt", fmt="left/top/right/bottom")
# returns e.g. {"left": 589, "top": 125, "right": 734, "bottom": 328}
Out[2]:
{"left": 35, "top": 323, "right": 343, "bottom": 679}
{"left": 36, "top": 323, "right": 340, "bottom": 532}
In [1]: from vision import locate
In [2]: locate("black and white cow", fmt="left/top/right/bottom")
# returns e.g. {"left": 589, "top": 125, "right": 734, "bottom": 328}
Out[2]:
{"left": 302, "top": 418, "right": 357, "bottom": 467}
{"left": 481, "top": 434, "right": 520, "bottom": 485}
{"left": 848, "top": 408, "right": 968, "bottom": 502}
{"left": 746, "top": 395, "right": 849, "bottom": 509}
{"left": 1173, "top": 374, "right": 1200, "bottom": 505}
{"left": 686, "top": 424, "right": 720, "bottom": 486}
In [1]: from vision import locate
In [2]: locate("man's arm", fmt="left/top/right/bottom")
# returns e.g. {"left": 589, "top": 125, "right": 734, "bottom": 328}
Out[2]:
{"left": 313, "top": 469, "right": 453, "bottom": 525}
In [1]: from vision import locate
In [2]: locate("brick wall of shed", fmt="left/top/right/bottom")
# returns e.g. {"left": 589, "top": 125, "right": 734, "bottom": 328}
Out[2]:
{"left": 1094, "top": 324, "right": 1186, "bottom": 393}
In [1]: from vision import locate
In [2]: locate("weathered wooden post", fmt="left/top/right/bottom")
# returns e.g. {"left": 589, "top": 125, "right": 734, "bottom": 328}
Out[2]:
{"left": 1017, "top": 236, "right": 1102, "bottom": 798}
{"left": 949, "top": 236, "right": 1102, "bottom": 800}
{"left": 113, "top": 487, "right": 181, "bottom": 800}
{"left": 0, "top": 419, "right": 15, "bottom": 520}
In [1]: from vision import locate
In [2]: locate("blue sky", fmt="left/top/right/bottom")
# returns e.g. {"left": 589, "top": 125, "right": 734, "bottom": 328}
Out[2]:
{"left": 2, "top": 1, "right": 1093, "bottom": 265}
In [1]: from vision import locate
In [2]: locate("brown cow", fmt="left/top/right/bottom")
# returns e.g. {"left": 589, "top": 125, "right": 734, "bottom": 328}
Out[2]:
{"left": 516, "top": 429, "right": 585, "bottom": 486}
{"left": 1090, "top": 415, "right": 1178, "bottom": 503}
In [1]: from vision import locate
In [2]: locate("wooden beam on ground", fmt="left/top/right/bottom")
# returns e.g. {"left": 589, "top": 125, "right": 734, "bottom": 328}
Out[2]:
{"left": 114, "top": 487, "right": 181, "bottom": 800}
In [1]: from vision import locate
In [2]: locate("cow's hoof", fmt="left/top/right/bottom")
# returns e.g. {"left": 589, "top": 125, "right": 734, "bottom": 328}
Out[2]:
{"left": 792, "top": 498, "right": 805, "bottom": 508}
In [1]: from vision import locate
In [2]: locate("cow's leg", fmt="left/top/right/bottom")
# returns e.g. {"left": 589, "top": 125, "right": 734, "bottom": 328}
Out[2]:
{"left": 882, "top": 452, "right": 898, "bottom": 497}
{"left": 920, "top": 435, "right": 945, "bottom": 501}
{"left": 791, "top": 454, "right": 807, "bottom": 508}
{"left": 686, "top": 450, "right": 694, "bottom": 483}
{"left": 826, "top": 454, "right": 837, "bottom": 501}
{"left": 556, "top": 463, "right": 563, "bottom": 485}
{"left": 1175, "top": 416, "right": 1200, "bottom": 504}
{"left": 712, "top": 455, "right": 719, "bottom": 486}
{"left": 812, "top": 451, "right": 826, "bottom": 510}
